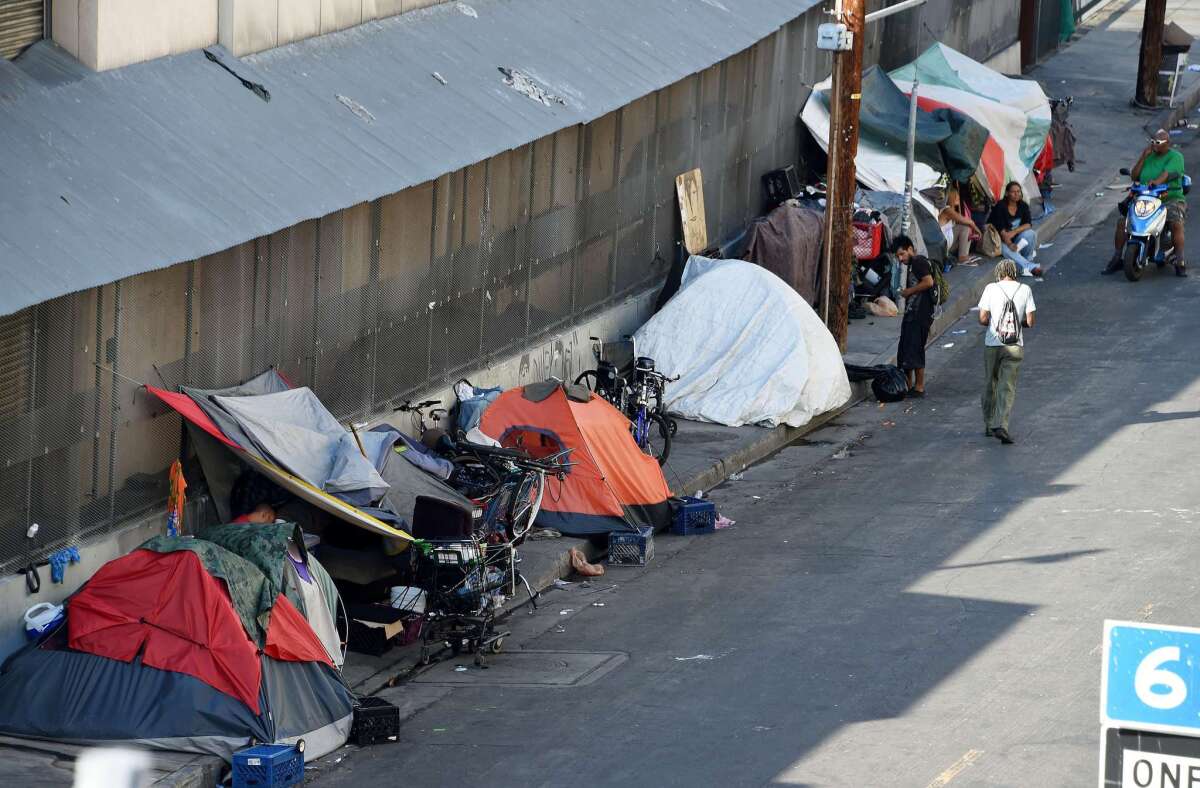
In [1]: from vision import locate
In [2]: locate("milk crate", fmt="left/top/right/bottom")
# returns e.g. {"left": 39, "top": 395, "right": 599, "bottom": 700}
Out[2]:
{"left": 350, "top": 696, "right": 401, "bottom": 746}
{"left": 608, "top": 526, "right": 654, "bottom": 566}
{"left": 671, "top": 496, "right": 716, "bottom": 535}
{"left": 232, "top": 744, "right": 304, "bottom": 788}
{"left": 762, "top": 165, "right": 800, "bottom": 208}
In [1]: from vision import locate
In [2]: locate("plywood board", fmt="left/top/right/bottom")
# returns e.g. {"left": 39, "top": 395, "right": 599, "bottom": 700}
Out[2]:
{"left": 676, "top": 168, "right": 708, "bottom": 255}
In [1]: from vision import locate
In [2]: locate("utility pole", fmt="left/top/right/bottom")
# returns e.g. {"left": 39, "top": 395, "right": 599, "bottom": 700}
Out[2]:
{"left": 1135, "top": 0, "right": 1168, "bottom": 108}
{"left": 822, "top": 0, "right": 865, "bottom": 352}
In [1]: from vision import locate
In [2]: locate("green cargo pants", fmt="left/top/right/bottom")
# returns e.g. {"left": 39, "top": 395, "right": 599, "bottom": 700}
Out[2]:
{"left": 982, "top": 345, "right": 1023, "bottom": 432}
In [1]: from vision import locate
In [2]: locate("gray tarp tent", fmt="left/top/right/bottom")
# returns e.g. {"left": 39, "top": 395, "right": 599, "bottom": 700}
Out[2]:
{"left": 172, "top": 369, "right": 473, "bottom": 531}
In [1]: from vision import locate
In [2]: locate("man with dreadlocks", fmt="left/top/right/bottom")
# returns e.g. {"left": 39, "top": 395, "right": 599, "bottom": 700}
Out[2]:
{"left": 977, "top": 259, "right": 1036, "bottom": 445}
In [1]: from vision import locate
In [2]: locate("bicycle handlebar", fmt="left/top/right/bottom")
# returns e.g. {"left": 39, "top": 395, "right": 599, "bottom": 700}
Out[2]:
{"left": 394, "top": 399, "right": 441, "bottom": 412}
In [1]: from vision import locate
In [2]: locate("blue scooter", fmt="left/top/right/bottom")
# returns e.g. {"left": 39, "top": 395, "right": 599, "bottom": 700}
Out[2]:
{"left": 1118, "top": 167, "right": 1192, "bottom": 282}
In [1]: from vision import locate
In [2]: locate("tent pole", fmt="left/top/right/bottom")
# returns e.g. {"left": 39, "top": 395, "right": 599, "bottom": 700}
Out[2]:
{"left": 901, "top": 79, "right": 919, "bottom": 237}
{"left": 899, "top": 79, "right": 919, "bottom": 312}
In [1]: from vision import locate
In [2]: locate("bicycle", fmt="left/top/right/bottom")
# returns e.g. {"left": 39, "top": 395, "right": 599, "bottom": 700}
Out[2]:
{"left": 416, "top": 444, "right": 571, "bottom": 666}
{"left": 626, "top": 356, "right": 676, "bottom": 466}
{"left": 394, "top": 398, "right": 447, "bottom": 437}
{"left": 574, "top": 336, "right": 628, "bottom": 410}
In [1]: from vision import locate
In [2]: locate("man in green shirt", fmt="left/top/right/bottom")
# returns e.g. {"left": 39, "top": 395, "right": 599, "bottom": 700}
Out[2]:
{"left": 1105, "top": 128, "right": 1188, "bottom": 276}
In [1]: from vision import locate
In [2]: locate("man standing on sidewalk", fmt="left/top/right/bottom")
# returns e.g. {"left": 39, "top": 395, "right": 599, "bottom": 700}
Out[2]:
{"left": 978, "top": 260, "right": 1036, "bottom": 445}
{"left": 1104, "top": 128, "right": 1188, "bottom": 277}
{"left": 894, "top": 235, "right": 936, "bottom": 398}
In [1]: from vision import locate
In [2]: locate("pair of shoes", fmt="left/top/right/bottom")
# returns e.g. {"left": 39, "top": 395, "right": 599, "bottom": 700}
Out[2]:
{"left": 907, "top": 388, "right": 926, "bottom": 399}
{"left": 1101, "top": 260, "right": 1121, "bottom": 275}
{"left": 1176, "top": 264, "right": 1189, "bottom": 278}
{"left": 991, "top": 427, "right": 1015, "bottom": 445}
{"left": 1030, "top": 266, "right": 1044, "bottom": 277}
{"left": 959, "top": 256, "right": 981, "bottom": 266}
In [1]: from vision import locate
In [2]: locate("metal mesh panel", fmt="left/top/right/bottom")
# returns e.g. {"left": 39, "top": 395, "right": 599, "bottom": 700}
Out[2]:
{"left": 0, "top": 5, "right": 841, "bottom": 570}
{"left": 528, "top": 129, "right": 577, "bottom": 335}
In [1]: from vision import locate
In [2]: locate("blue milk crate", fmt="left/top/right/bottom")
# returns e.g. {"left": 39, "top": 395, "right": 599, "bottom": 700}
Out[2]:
{"left": 232, "top": 744, "right": 305, "bottom": 788}
{"left": 671, "top": 496, "right": 716, "bottom": 535}
{"left": 608, "top": 526, "right": 654, "bottom": 566}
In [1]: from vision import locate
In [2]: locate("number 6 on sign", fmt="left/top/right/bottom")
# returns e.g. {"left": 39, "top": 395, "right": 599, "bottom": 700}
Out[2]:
{"left": 1102, "top": 621, "right": 1200, "bottom": 736}
{"left": 1134, "top": 646, "right": 1187, "bottom": 710}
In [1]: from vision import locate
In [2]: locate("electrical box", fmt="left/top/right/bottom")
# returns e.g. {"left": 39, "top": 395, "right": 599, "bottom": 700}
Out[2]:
{"left": 816, "top": 23, "right": 853, "bottom": 52}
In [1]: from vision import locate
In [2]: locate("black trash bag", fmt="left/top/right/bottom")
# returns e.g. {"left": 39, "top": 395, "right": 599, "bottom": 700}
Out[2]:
{"left": 870, "top": 365, "right": 908, "bottom": 403}
{"left": 844, "top": 363, "right": 887, "bottom": 383}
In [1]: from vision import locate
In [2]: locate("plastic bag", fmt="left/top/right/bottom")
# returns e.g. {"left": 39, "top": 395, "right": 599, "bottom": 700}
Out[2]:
{"left": 866, "top": 296, "right": 898, "bottom": 317}
{"left": 870, "top": 365, "right": 908, "bottom": 403}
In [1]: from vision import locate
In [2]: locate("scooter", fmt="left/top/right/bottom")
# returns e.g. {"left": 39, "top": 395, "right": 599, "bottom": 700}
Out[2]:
{"left": 1118, "top": 166, "right": 1192, "bottom": 282}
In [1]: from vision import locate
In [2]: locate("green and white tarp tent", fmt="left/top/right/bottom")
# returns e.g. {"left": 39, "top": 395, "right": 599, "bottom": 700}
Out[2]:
{"left": 801, "top": 43, "right": 1051, "bottom": 206}
{"left": 889, "top": 43, "right": 1052, "bottom": 202}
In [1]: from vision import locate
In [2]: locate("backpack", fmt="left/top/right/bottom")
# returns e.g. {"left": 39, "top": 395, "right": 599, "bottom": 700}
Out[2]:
{"left": 930, "top": 262, "right": 951, "bottom": 306}
{"left": 996, "top": 284, "right": 1023, "bottom": 346}
{"left": 980, "top": 225, "right": 1002, "bottom": 257}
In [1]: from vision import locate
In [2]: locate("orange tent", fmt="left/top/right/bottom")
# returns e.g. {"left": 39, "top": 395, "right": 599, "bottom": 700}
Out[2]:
{"left": 481, "top": 382, "right": 671, "bottom": 536}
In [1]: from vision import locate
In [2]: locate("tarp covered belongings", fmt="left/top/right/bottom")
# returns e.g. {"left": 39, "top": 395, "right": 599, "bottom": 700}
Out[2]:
{"left": 480, "top": 382, "right": 671, "bottom": 537}
{"left": 0, "top": 541, "right": 353, "bottom": 760}
{"left": 889, "top": 43, "right": 1051, "bottom": 201}
{"left": 148, "top": 369, "right": 474, "bottom": 544}
{"left": 633, "top": 258, "right": 851, "bottom": 428}
{"left": 801, "top": 43, "right": 1050, "bottom": 206}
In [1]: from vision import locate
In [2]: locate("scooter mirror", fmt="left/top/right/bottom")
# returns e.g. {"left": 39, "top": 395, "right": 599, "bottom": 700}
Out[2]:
{"left": 1119, "top": 168, "right": 1131, "bottom": 176}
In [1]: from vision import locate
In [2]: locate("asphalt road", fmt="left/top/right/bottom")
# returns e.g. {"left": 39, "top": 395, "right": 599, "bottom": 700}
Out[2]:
{"left": 310, "top": 141, "right": 1200, "bottom": 787}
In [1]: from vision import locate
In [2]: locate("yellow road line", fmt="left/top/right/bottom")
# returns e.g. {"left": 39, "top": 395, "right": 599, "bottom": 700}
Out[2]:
{"left": 924, "top": 749, "right": 984, "bottom": 788}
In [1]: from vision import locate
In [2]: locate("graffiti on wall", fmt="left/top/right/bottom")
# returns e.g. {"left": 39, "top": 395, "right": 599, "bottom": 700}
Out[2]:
{"left": 516, "top": 330, "right": 584, "bottom": 387}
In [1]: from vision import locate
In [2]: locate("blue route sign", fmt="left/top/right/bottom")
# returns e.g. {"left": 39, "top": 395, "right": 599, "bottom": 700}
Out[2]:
{"left": 1103, "top": 620, "right": 1200, "bottom": 737}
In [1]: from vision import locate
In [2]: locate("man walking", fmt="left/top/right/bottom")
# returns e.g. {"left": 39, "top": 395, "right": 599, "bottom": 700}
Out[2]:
{"left": 893, "top": 235, "right": 936, "bottom": 398}
{"left": 978, "top": 260, "right": 1036, "bottom": 444}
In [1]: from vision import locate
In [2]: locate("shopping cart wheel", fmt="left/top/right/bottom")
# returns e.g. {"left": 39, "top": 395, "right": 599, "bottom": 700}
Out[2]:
{"left": 490, "top": 637, "right": 505, "bottom": 654}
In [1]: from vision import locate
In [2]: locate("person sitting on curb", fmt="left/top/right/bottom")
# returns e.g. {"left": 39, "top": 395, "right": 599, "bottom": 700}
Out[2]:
{"left": 893, "top": 235, "right": 936, "bottom": 399}
{"left": 1103, "top": 128, "right": 1188, "bottom": 277}
{"left": 987, "top": 181, "right": 1043, "bottom": 278}
{"left": 939, "top": 187, "right": 982, "bottom": 266}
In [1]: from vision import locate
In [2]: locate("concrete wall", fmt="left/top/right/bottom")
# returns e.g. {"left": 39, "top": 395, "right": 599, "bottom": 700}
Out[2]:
{"left": 877, "top": 0, "right": 1021, "bottom": 71}
{"left": 50, "top": 0, "right": 451, "bottom": 71}
{"left": 985, "top": 41, "right": 1022, "bottom": 76}
{"left": 218, "top": 0, "right": 449, "bottom": 57}
{"left": 52, "top": 0, "right": 219, "bottom": 72}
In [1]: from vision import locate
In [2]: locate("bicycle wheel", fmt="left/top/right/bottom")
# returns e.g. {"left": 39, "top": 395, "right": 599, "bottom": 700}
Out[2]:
{"left": 644, "top": 412, "right": 672, "bottom": 466}
{"left": 507, "top": 470, "right": 545, "bottom": 542}
{"left": 574, "top": 370, "right": 599, "bottom": 392}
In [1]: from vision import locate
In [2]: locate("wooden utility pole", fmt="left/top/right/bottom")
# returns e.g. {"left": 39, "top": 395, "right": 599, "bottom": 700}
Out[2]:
{"left": 822, "top": 0, "right": 865, "bottom": 352}
{"left": 1135, "top": 0, "right": 1168, "bottom": 107}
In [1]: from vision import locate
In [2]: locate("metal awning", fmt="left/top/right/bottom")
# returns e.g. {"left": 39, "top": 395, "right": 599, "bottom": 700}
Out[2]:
{"left": 0, "top": 0, "right": 819, "bottom": 317}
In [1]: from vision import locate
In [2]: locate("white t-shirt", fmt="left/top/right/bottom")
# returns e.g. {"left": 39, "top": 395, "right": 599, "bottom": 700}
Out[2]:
{"left": 978, "top": 281, "right": 1036, "bottom": 347}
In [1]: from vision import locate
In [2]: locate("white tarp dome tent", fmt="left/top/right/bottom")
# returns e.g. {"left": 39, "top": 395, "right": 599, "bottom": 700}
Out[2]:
{"left": 634, "top": 258, "right": 851, "bottom": 428}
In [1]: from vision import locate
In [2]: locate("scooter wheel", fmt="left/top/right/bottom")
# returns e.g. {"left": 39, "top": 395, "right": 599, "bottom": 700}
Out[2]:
{"left": 1123, "top": 245, "right": 1144, "bottom": 282}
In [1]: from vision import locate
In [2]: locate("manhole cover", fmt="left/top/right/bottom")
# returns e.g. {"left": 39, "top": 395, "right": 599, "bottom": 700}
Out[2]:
{"left": 412, "top": 650, "right": 627, "bottom": 688}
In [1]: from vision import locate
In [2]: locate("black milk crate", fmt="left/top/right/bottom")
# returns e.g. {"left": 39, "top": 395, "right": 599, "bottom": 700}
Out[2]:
{"left": 351, "top": 696, "right": 401, "bottom": 746}
{"left": 231, "top": 743, "right": 304, "bottom": 787}
{"left": 608, "top": 526, "right": 654, "bottom": 566}
{"left": 671, "top": 496, "right": 717, "bottom": 535}
{"left": 762, "top": 165, "right": 800, "bottom": 208}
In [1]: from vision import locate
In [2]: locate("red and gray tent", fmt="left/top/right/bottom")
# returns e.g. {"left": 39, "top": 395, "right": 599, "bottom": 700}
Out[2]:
{"left": 0, "top": 541, "right": 354, "bottom": 760}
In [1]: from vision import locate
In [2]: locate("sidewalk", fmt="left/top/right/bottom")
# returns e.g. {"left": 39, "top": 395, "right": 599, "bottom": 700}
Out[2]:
{"left": 149, "top": 2, "right": 1200, "bottom": 784}
{"left": 318, "top": 0, "right": 1200, "bottom": 720}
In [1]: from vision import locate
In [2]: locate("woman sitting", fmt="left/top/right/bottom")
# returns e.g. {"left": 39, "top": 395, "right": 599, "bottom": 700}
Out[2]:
{"left": 987, "top": 181, "right": 1044, "bottom": 277}
{"left": 939, "top": 187, "right": 981, "bottom": 266}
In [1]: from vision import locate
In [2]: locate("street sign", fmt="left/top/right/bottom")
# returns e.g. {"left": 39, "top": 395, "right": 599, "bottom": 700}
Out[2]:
{"left": 1100, "top": 727, "right": 1200, "bottom": 788}
{"left": 1102, "top": 621, "right": 1200, "bottom": 736}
